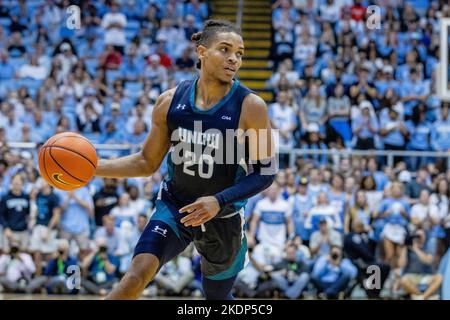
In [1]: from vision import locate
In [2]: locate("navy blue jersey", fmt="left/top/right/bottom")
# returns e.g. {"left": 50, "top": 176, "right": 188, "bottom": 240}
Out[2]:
{"left": 164, "top": 78, "right": 253, "bottom": 216}
{"left": 36, "top": 192, "right": 60, "bottom": 226}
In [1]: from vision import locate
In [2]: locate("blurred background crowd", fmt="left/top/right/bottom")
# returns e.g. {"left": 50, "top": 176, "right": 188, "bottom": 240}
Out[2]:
{"left": 0, "top": 0, "right": 450, "bottom": 299}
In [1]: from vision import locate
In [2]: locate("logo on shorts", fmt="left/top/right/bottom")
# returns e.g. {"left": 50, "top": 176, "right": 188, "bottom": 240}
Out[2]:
{"left": 176, "top": 104, "right": 186, "bottom": 110}
{"left": 52, "top": 173, "right": 80, "bottom": 187}
{"left": 152, "top": 225, "right": 168, "bottom": 237}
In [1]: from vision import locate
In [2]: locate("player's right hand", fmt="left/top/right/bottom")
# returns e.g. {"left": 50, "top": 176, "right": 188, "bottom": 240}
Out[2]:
{"left": 179, "top": 196, "right": 221, "bottom": 227}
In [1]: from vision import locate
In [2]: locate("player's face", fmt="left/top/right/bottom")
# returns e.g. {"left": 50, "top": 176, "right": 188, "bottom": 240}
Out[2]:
{"left": 199, "top": 32, "right": 244, "bottom": 83}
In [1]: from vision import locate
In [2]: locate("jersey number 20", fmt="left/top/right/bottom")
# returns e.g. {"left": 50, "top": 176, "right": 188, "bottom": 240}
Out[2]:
{"left": 183, "top": 150, "right": 214, "bottom": 179}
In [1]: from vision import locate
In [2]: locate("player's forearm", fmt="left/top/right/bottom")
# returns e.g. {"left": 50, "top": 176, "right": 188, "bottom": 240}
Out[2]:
{"left": 96, "top": 152, "right": 155, "bottom": 178}
{"left": 214, "top": 163, "right": 275, "bottom": 209}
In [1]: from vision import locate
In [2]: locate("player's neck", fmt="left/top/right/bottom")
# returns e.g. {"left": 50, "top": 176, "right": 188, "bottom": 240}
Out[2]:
{"left": 195, "top": 77, "right": 234, "bottom": 110}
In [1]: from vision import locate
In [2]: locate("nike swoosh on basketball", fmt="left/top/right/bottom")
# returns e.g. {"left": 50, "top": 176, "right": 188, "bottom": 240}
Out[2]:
{"left": 52, "top": 173, "right": 80, "bottom": 187}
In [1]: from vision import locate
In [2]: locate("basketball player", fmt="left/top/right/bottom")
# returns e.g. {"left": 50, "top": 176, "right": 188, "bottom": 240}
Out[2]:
{"left": 95, "top": 20, "right": 276, "bottom": 300}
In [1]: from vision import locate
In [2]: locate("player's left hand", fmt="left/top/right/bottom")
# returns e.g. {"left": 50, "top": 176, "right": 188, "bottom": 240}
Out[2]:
{"left": 179, "top": 196, "right": 221, "bottom": 227}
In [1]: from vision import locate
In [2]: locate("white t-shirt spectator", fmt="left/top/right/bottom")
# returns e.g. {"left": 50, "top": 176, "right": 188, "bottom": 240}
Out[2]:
{"left": 129, "top": 198, "right": 146, "bottom": 216}
{"left": 305, "top": 204, "right": 342, "bottom": 231}
{"left": 365, "top": 190, "right": 383, "bottom": 213}
{"left": 410, "top": 202, "right": 440, "bottom": 224}
{"left": 101, "top": 12, "right": 127, "bottom": 47}
{"left": 253, "top": 196, "right": 293, "bottom": 248}
{"left": 56, "top": 54, "right": 78, "bottom": 79}
{"left": 110, "top": 203, "right": 140, "bottom": 227}
{"left": 17, "top": 63, "right": 48, "bottom": 80}
{"left": 268, "top": 102, "right": 297, "bottom": 148}
{"left": 0, "top": 253, "right": 36, "bottom": 282}
{"left": 320, "top": 3, "right": 341, "bottom": 23}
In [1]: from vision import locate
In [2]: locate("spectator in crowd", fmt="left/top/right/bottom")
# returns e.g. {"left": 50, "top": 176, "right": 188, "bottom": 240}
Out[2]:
{"left": 94, "top": 215, "right": 120, "bottom": 257}
{"left": 248, "top": 183, "right": 294, "bottom": 249}
{"left": 0, "top": 241, "right": 36, "bottom": 293}
{"left": 99, "top": 45, "right": 122, "bottom": 70}
{"left": 431, "top": 103, "right": 450, "bottom": 152}
{"left": 406, "top": 105, "right": 432, "bottom": 170}
{"left": 301, "top": 123, "right": 328, "bottom": 166}
{"left": 264, "top": 243, "right": 310, "bottom": 299}
{"left": 110, "top": 192, "right": 140, "bottom": 227}
{"left": 291, "top": 177, "right": 314, "bottom": 243}
{"left": 38, "top": 239, "right": 78, "bottom": 295}
{"left": 0, "top": 174, "right": 30, "bottom": 251}
{"left": 29, "top": 180, "right": 61, "bottom": 275}
{"left": 299, "top": 84, "right": 327, "bottom": 135}
{"left": 327, "top": 83, "right": 351, "bottom": 147}
{"left": 410, "top": 190, "right": 439, "bottom": 231}
{"left": 379, "top": 182, "right": 410, "bottom": 269}
{"left": 117, "top": 214, "right": 148, "bottom": 274}
{"left": 352, "top": 102, "right": 379, "bottom": 150}
{"left": 309, "top": 218, "right": 343, "bottom": 258}
{"left": 345, "top": 190, "right": 373, "bottom": 233}
{"left": 398, "top": 229, "right": 443, "bottom": 300}
{"left": 311, "top": 245, "right": 357, "bottom": 299}
{"left": 269, "top": 90, "right": 297, "bottom": 150}
{"left": 58, "top": 187, "right": 94, "bottom": 258}
{"left": 379, "top": 106, "right": 408, "bottom": 158}
{"left": 406, "top": 167, "right": 430, "bottom": 199}
{"left": 154, "top": 252, "right": 195, "bottom": 297}
{"left": 360, "top": 175, "right": 383, "bottom": 213}
{"left": 17, "top": 54, "right": 48, "bottom": 80}
{"left": 93, "top": 178, "right": 119, "bottom": 227}
{"left": 344, "top": 220, "right": 391, "bottom": 299}
{"left": 81, "top": 237, "right": 120, "bottom": 296}
{"left": 306, "top": 168, "right": 328, "bottom": 202}
{"left": 305, "top": 192, "right": 342, "bottom": 235}
{"left": 101, "top": 0, "right": 127, "bottom": 53}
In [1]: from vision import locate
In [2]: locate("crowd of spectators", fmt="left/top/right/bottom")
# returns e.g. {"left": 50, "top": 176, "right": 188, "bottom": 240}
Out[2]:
{"left": 269, "top": 0, "right": 450, "bottom": 171}
{"left": 0, "top": 0, "right": 450, "bottom": 299}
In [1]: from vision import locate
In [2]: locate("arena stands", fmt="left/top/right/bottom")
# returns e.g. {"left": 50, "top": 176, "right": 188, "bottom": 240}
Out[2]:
{"left": 1, "top": 0, "right": 450, "bottom": 299}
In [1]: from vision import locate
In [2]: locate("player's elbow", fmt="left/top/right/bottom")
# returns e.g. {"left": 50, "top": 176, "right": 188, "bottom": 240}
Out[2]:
{"left": 138, "top": 151, "right": 157, "bottom": 176}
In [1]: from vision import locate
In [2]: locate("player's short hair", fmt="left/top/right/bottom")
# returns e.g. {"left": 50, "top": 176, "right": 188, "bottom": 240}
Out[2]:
{"left": 191, "top": 20, "right": 241, "bottom": 69}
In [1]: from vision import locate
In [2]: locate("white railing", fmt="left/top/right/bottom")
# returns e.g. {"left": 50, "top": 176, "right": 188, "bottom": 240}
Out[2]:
{"left": 280, "top": 147, "right": 450, "bottom": 169}
{"left": 7, "top": 142, "right": 450, "bottom": 169}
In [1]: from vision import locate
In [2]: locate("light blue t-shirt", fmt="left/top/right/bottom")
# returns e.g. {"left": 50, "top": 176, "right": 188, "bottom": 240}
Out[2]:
{"left": 406, "top": 120, "right": 431, "bottom": 150}
{"left": 59, "top": 187, "right": 93, "bottom": 235}
{"left": 378, "top": 197, "right": 410, "bottom": 226}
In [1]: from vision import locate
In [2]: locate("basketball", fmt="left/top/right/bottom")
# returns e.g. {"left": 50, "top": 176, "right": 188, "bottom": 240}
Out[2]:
{"left": 38, "top": 132, "right": 98, "bottom": 191}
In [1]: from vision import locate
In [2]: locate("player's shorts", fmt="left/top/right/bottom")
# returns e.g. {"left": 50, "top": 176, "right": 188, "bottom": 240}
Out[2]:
{"left": 134, "top": 187, "right": 248, "bottom": 280}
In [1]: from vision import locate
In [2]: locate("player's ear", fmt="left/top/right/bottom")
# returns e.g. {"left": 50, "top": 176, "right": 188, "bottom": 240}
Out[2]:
{"left": 197, "top": 44, "right": 207, "bottom": 61}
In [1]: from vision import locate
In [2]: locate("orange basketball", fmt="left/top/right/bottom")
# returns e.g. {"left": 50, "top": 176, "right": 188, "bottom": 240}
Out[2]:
{"left": 38, "top": 132, "right": 98, "bottom": 191}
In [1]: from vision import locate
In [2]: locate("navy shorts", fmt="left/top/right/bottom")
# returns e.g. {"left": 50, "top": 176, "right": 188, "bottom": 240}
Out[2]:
{"left": 134, "top": 188, "right": 247, "bottom": 280}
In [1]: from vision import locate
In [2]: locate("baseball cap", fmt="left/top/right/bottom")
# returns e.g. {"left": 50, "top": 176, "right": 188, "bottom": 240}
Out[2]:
{"left": 299, "top": 177, "right": 308, "bottom": 186}
{"left": 111, "top": 102, "right": 120, "bottom": 111}
{"left": 156, "top": 34, "right": 167, "bottom": 42}
{"left": 398, "top": 170, "right": 411, "bottom": 183}
{"left": 307, "top": 122, "right": 319, "bottom": 133}
{"left": 382, "top": 65, "right": 394, "bottom": 75}
{"left": 149, "top": 54, "right": 160, "bottom": 63}
{"left": 60, "top": 42, "right": 71, "bottom": 51}
{"left": 360, "top": 100, "right": 372, "bottom": 110}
